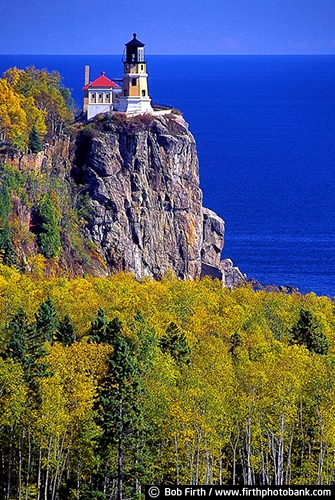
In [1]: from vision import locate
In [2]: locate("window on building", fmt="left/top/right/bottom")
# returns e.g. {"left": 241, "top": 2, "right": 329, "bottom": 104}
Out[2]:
{"left": 98, "top": 93, "right": 103, "bottom": 103}
{"left": 141, "top": 65, "right": 144, "bottom": 71}
{"left": 138, "top": 48, "right": 144, "bottom": 61}
{"left": 142, "top": 90, "right": 146, "bottom": 96}
{"left": 105, "top": 93, "right": 110, "bottom": 103}
{"left": 132, "top": 78, "right": 137, "bottom": 86}
{"left": 91, "top": 93, "right": 96, "bottom": 103}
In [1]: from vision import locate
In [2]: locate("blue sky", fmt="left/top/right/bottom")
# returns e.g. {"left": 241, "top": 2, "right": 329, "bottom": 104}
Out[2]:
{"left": 2, "top": 0, "right": 335, "bottom": 55}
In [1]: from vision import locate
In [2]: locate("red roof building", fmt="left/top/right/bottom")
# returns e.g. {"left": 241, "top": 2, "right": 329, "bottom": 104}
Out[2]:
{"left": 83, "top": 70, "right": 121, "bottom": 119}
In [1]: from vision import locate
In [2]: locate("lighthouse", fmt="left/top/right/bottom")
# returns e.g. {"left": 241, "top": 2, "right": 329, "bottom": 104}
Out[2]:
{"left": 117, "top": 33, "right": 153, "bottom": 114}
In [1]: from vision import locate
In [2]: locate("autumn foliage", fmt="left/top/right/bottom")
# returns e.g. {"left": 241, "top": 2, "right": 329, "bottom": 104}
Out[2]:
{"left": 0, "top": 66, "right": 73, "bottom": 150}
{"left": 0, "top": 267, "right": 335, "bottom": 498}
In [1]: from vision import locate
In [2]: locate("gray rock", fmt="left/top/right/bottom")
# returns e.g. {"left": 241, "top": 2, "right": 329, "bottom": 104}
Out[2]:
{"left": 80, "top": 114, "right": 226, "bottom": 280}
{"left": 220, "top": 258, "right": 247, "bottom": 288}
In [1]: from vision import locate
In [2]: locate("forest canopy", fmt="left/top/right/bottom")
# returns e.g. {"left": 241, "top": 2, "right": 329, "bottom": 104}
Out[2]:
{"left": 0, "top": 266, "right": 335, "bottom": 498}
{"left": 0, "top": 66, "right": 74, "bottom": 150}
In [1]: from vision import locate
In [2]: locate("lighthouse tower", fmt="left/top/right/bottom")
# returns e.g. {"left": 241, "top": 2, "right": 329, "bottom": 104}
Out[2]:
{"left": 117, "top": 34, "right": 153, "bottom": 114}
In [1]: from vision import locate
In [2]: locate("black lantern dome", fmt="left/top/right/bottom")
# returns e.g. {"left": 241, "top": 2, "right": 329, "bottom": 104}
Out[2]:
{"left": 124, "top": 33, "right": 146, "bottom": 63}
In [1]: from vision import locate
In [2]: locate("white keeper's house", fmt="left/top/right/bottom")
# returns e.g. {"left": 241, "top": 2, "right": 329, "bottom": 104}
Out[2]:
{"left": 83, "top": 33, "right": 153, "bottom": 119}
{"left": 83, "top": 71, "right": 121, "bottom": 120}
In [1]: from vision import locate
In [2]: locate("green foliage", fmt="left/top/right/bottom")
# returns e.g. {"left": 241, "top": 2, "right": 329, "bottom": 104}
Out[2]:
{"left": 160, "top": 321, "right": 191, "bottom": 366}
{"left": 0, "top": 184, "right": 16, "bottom": 265}
{"left": 28, "top": 125, "right": 43, "bottom": 153}
{"left": 35, "top": 297, "right": 59, "bottom": 344}
{"left": 290, "top": 308, "right": 329, "bottom": 355}
{"left": 76, "top": 191, "right": 94, "bottom": 223}
{"left": 88, "top": 308, "right": 108, "bottom": 343}
{"left": 56, "top": 314, "right": 76, "bottom": 346}
{"left": 5, "top": 307, "right": 50, "bottom": 387}
{"left": 36, "top": 192, "right": 61, "bottom": 258}
{"left": 1, "top": 271, "right": 335, "bottom": 494}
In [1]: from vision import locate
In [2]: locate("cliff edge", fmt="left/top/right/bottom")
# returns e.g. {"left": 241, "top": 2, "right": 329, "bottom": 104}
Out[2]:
{"left": 74, "top": 112, "right": 229, "bottom": 281}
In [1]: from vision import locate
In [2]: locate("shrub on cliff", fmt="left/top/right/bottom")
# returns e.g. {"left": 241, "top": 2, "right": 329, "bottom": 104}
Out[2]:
{"left": 0, "top": 185, "right": 16, "bottom": 266}
{"left": 35, "top": 192, "right": 61, "bottom": 259}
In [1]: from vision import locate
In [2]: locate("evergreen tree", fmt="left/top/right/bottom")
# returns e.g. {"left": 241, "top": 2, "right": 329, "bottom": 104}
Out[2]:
{"left": 88, "top": 308, "right": 108, "bottom": 343}
{"left": 36, "top": 192, "right": 61, "bottom": 259}
{"left": 35, "top": 297, "right": 59, "bottom": 344}
{"left": 160, "top": 321, "right": 191, "bottom": 366}
{"left": 0, "top": 185, "right": 16, "bottom": 266}
{"left": 5, "top": 308, "right": 50, "bottom": 388}
{"left": 290, "top": 308, "right": 329, "bottom": 355}
{"left": 97, "top": 317, "right": 146, "bottom": 500}
{"left": 105, "top": 317, "right": 123, "bottom": 346}
{"left": 230, "top": 331, "right": 242, "bottom": 357}
{"left": 6, "top": 308, "right": 33, "bottom": 365}
{"left": 28, "top": 126, "right": 43, "bottom": 153}
{"left": 56, "top": 314, "right": 76, "bottom": 346}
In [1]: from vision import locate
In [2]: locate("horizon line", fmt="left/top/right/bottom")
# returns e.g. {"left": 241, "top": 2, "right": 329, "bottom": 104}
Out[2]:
{"left": 1, "top": 53, "right": 335, "bottom": 57}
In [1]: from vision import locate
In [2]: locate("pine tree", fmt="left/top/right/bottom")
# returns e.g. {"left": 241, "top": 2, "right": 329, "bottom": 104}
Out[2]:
{"left": 56, "top": 314, "right": 76, "bottom": 346}
{"left": 160, "top": 321, "right": 191, "bottom": 366}
{"left": 5, "top": 308, "right": 50, "bottom": 388}
{"left": 97, "top": 317, "right": 146, "bottom": 500}
{"left": 6, "top": 308, "right": 33, "bottom": 365}
{"left": 0, "top": 185, "right": 16, "bottom": 266}
{"left": 35, "top": 297, "right": 59, "bottom": 344}
{"left": 88, "top": 308, "right": 108, "bottom": 343}
{"left": 36, "top": 192, "right": 61, "bottom": 259}
{"left": 28, "top": 126, "right": 43, "bottom": 153}
{"left": 290, "top": 309, "right": 329, "bottom": 355}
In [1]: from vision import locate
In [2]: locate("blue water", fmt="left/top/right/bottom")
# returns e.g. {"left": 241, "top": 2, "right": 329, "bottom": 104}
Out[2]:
{"left": 1, "top": 54, "right": 335, "bottom": 297}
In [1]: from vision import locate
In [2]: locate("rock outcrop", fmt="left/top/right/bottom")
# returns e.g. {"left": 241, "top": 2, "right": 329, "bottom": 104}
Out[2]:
{"left": 77, "top": 113, "right": 227, "bottom": 280}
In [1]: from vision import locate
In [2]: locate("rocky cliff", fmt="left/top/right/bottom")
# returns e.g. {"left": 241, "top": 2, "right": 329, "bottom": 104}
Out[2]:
{"left": 75, "top": 112, "right": 228, "bottom": 281}
{"left": 1, "top": 111, "right": 244, "bottom": 284}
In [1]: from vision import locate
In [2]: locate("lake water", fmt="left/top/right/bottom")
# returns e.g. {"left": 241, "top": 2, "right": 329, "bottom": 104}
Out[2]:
{"left": 1, "top": 54, "right": 335, "bottom": 297}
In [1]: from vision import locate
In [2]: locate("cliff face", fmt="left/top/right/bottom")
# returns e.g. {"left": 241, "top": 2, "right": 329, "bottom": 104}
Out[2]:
{"left": 78, "top": 113, "right": 225, "bottom": 280}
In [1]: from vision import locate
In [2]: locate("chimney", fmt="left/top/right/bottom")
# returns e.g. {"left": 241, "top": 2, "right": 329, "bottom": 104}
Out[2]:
{"left": 84, "top": 65, "right": 90, "bottom": 86}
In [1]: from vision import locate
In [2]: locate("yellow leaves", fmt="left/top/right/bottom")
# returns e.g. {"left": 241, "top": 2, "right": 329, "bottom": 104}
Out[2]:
{"left": 33, "top": 342, "right": 111, "bottom": 442}
{"left": 1, "top": 65, "right": 74, "bottom": 150}
{"left": 21, "top": 95, "right": 47, "bottom": 137}
{"left": 35, "top": 371, "right": 69, "bottom": 436}
{"left": 0, "top": 358, "right": 27, "bottom": 426}
{"left": 0, "top": 78, "right": 28, "bottom": 149}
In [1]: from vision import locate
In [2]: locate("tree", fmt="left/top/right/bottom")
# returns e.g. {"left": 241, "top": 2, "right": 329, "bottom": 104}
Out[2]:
{"left": 0, "top": 79, "right": 28, "bottom": 149}
{"left": 35, "top": 297, "right": 59, "bottom": 344}
{"left": 36, "top": 192, "right": 61, "bottom": 259}
{"left": 28, "top": 126, "right": 43, "bottom": 153}
{"left": 290, "top": 309, "right": 329, "bottom": 355}
{"left": 5, "top": 308, "right": 35, "bottom": 368}
{"left": 5, "top": 307, "right": 50, "bottom": 389}
{"left": 88, "top": 308, "right": 108, "bottom": 344}
{"left": 97, "top": 317, "right": 147, "bottom": 500}
{"left": 56, "top": 314, "right": 76, "bottom": 346}
{"left": 3, "top": 66, "right": 74, "bottom": 136}
{"left": 0, "top": 185, "right": 16, "bottom": 266}
{"left": 160, "top": 322, "right": 191, "bottom": 366}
